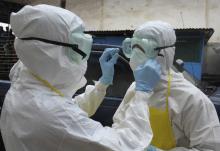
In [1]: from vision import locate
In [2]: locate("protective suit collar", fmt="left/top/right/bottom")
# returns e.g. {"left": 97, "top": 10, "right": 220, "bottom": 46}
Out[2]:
{"left": 10, "top": 4, "right": 88, "bottom": 97}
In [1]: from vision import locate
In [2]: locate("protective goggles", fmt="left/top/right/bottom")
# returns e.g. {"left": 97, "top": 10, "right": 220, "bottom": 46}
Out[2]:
{"left": 19, "top": 33, "right": 93, "bottom": 63}
{"left": 122, "top": 37, "right": 175, "bottom": 59}
{"left": 67, "top": 33, "right": 93, "bottom": 63}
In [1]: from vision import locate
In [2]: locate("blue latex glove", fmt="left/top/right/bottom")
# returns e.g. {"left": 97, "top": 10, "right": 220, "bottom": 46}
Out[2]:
{"left": 99, "top": 48, "right": 119, "bottom": 85}
{"left": 134, "top": 59, "right": 161, "bottom": 92}
{"left": 146, "top": 145, "right": 163, "bottom": 151}
{"left": 147, "top": 145, "right": 157, "bottom": 151}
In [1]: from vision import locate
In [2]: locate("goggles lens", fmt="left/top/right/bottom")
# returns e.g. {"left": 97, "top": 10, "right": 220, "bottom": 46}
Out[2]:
{"left": 67, "top": 33, "right": 93, "bottom": 63}
{"left": 122, "top": 37, "right": 175, "bottom": 59}
{"left": 122, "top": 37, "right": 158, "bottom": 59}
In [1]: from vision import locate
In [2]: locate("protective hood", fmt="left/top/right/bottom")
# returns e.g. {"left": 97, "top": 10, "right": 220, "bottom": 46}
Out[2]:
{"left": 10, "top": 4, "right": 88, "bottom": 97}
{"left": 133, "top": 21, "right": 176, "bottom": 76}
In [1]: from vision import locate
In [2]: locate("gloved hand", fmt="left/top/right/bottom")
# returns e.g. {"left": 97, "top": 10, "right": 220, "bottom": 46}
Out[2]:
{"left": 134, "top": 59, "right": 161, "bottom": 92}
{"left": 99, "top": 48, "right": 119, "bottom": 85}
{"left": 147, "top": 145, "right": 164, "bottom": 151}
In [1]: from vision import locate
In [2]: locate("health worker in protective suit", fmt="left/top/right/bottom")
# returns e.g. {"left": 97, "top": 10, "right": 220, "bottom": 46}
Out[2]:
{"left": 118, "top": 21, "right": 220, "bottom": 151}
{"left": 0, "top": 5, "right": 157, "bottom": 151}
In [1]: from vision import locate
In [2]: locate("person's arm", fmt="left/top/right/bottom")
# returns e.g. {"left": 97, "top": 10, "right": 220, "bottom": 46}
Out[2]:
{"left": 114, "top": 59, "right": 162, "bottom": 150}
{"left": 51, "top": 59, "right": 161, "bottom": 151}
{"left": 74, "top": 48, "right": 119, "bottom": 117}
{"left": 54, "top": 89, "right": 153, "bottom": 151}
{"left": 113, "top": 82, "right": 136, "bottom": 123}
{"left": 110, "top": 90, "right": 153, "bottom": 150}
{"left": 169, "top": 90, "right": 220, "bottom": 151}
{"left": 73, "top": 81, "right": 108, "bottom": 117}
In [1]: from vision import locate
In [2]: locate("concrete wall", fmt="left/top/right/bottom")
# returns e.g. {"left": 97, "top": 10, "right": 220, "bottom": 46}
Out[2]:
{"left": 30, "top": 0, "right": 220, "bottom": 42}
{"left": 30, "top": 0, "right": 60, "bottom": 6}
{"left": 66, "top": 0, "right": 207, "bottom": 29}
{"left": 204, "top": 42, "right": 220, "bottom": 75}
{"left": 207, "top": 0, "right": 220, "bottom": 42}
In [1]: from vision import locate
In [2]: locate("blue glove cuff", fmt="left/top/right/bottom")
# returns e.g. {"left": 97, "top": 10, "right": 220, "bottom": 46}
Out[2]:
{"left": 135, "top": 82, "right": 153, "bottom": 92}
{"left": 99, "top": 76, "right": 113, "bottom": 85}
{"left": 147, "top": 145, "right": 157, "bottom": 151}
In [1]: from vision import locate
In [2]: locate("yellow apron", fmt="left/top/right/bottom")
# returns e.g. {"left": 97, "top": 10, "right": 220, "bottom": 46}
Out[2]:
{"left": 149, "top": 71, "right": 176, "bottom": 150}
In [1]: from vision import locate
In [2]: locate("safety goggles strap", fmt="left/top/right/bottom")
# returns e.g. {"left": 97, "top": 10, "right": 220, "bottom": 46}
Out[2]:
{"left": 19, "top": 37, "right": 87, "bottom": 59}
{"left": 154, "top": 44, "right": 175, "bottom": 51}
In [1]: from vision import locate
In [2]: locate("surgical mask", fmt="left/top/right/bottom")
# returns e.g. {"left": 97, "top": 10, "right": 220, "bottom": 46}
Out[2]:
{"left": 71, "top": 60, "right": 87, "bottom": 90}
{"left": 19, "top": 33, "right": 93, "bottom": 64}
{"left": 129, "top": 49, "right": 146, "bottom": 70}
{"left": 60, "top": 61, "right": 88, "bottom": 97}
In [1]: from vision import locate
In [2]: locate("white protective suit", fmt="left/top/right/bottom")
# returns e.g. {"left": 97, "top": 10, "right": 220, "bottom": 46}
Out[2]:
{"left": 0, "top": 5, "right": 153, "bottom": 151}
{"left": 114, "top": 21, "right": 220, "bottom": 151}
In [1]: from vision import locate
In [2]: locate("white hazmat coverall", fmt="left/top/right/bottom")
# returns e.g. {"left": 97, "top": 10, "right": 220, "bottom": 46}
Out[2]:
{"left": 115, "top": 21, "right": 220, "bottom": 151}
{"left": 0, "top": 4, "right": 153, "bottom": 151}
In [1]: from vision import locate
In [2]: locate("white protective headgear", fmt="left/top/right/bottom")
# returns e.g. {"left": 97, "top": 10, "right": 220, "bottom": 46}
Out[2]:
{"left": 130, "top": 21, "right": 176, "bottom": 76}
{"left": 10, "top": 4, "right": 90, "bottom": 97}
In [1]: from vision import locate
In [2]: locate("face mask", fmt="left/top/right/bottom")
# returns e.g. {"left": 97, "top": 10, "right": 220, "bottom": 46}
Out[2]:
{"left": 129, "top": 48, "right": 146, "bottom": 70}
{"left": 65, "top": 61, "right": 88, "bottom": 97}
{"left": 74, "top": 61, "right": 87, "bottom": 89}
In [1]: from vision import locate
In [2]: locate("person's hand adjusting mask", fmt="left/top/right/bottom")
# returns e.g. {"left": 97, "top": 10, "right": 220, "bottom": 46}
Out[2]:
{"left": 134, "top": 59, "right": 161, "bottom": 92}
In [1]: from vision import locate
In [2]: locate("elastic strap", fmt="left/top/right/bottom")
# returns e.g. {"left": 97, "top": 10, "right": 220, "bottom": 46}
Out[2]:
{"left": 154, "top": 44, "right": 175, "bottom": 51}
{"left": 20, "top": 37, "right": 87, "bottom": 59}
